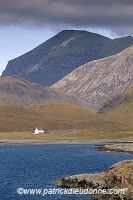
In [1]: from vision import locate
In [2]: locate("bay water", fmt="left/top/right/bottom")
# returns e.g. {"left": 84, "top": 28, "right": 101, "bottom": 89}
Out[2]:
{"left": 0, "top": 144, "right": 133, "bottom": 200}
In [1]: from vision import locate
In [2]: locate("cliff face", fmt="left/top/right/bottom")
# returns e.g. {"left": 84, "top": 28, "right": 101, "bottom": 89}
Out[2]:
{"left": 2, "top": 30, "right": 133, "bottom": 87}
{"left": 55, "top": 160, "right": 133, "bottom": 200}
{"left": 52, "top": 46, "right": 133, "bottom": 111}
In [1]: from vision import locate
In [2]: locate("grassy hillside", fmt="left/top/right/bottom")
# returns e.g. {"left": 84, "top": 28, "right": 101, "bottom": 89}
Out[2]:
{"left": 0, "top": 103, "right": 115, "bottom": 132}
{"left": 98, "top": 86, "right": 133, "bottom": 128}
{"left": 0, "top": 76, "right": 84, "bottom": 107}
{"left": 0, "top": 103, "right": 132, "bottom": 141}
{"left": 104, "top": 99, "right": 133, "bottom": 127}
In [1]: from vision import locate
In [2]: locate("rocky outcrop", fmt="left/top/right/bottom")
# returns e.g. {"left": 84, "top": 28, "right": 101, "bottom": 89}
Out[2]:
{"left": 2, "top": 30, "right": 133, "bottom": 87}
{"left": 55, "top": 160, "right": 133, "bottom": 200}
{"left": 97, "top": 86, "right": 133, "bottom": 126}
{"left": 98, "top": 86, "right": 133, "bottom": 113}
{"left": 52, "top": 46, "right": 133, "bottom": 111}
{"left": 102, "top": 144, "right": 133, "bottom": 154}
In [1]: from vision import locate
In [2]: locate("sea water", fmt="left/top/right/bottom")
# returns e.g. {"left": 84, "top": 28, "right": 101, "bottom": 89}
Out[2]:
{"left": 0, "top": 144, "right": 133, "bottom": 200}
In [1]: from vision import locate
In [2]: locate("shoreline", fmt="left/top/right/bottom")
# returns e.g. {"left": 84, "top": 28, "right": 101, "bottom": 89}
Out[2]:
{"left": 100, "top": 143, "right": 133, "bottom": 154}
{"left": 0, "top": 140, "right": 133, "bottom": 153}
{"left": 55, "top": 160, "right": 133, "bottom": 200}
{"left": 0, "top": 139, "right": 133, "bottom": 145}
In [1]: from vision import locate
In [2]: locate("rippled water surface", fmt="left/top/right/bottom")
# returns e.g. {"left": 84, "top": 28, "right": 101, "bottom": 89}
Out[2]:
{"left": 0, "top": 144, "right": 133, "bottom": 200}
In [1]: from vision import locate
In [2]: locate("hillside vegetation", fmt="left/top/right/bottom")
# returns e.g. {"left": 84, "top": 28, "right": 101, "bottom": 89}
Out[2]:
{"left": 104, "top": 99, "right": 133, "bottom": 127}
{"left": 98, "top": 86, "right": 133, "bottom": 127}
{"left": 0, "top": 76, "right": 83, "bottom": 107}
{"left": 0, "top": 102, "right": 133, "bottom": 141}
{"left": 0, "top": 103, "right": 115, "bottom": 132}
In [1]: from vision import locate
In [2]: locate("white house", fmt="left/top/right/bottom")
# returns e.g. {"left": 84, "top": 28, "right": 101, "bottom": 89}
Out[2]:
{"left": 32, "top": 127, "right": 45, "bottom": 134}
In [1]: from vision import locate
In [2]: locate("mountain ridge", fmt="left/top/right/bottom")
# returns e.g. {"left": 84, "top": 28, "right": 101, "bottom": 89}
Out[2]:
{"left": 52, "top": 45, "right": 133, "bottom": 110}
{"left": 2, "top": 30, "right": 133, "bottom": 86}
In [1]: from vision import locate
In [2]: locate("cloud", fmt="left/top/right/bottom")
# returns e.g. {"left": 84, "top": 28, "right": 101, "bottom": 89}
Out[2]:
{"left": 0, "top": 0, "right": 133, "bottom": 36}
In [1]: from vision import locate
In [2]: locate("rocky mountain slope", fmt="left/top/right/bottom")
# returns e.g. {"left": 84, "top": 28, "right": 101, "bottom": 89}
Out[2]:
{"left": 98, "top": 86, "right": 133, "bottom": 113}
{"left": 2, "top": 30, "right": 133, "bottom": 86}
{"left": 0, "top": 76, "right": 83, "bottom": 107}
{"left": 52, "top": 46, "right": 133, "bottom": 111}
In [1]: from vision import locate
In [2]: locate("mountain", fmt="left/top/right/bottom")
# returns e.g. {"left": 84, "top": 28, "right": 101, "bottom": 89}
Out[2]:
{"left": 52, "top": 46, "right": 133, "bottom": 111}
{"left": 0, "top": 76, "right": 83, "bottom": 107}
{"left": 98, "top": 86, "right": 133, "bottom": 126}
{"left": 0, "top": 103, "right": 114, "bottom": 132}
{"left": 2, "top": 30, "right": 133, "bottom": 86}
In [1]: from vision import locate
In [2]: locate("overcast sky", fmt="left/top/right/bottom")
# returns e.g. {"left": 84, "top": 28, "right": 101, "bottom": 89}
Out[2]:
{"left": 0, "top": 0, "right": 133, "bottom": 75}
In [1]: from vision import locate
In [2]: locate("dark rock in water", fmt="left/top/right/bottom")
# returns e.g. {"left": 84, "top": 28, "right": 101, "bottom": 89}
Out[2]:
{"left": 2, "top": 30, "right": 133, "bottom": 87}
{"left": 55, "top": 160, "right": 133, "bottom": 200}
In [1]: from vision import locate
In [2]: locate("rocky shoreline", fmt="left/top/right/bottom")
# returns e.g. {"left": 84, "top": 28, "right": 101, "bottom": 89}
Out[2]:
{"left": 55, "top": 160, "right": 133, "bottom": 200}
{"left": 100, "top": 144, "right": 133, "bottom": 154}
{"left": 55, "top": 142, "right": 133, "bottom": 199}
